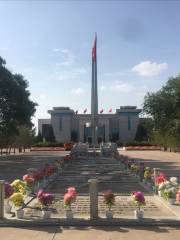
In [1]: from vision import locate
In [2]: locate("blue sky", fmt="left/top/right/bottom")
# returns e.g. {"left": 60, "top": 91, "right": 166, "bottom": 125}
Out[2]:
{"left": 0, "top": 1, "right": 180, "bottom": 129}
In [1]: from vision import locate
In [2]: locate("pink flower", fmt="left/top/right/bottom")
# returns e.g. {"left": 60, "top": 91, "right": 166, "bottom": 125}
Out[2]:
{"left": 36, "top": 189, "right": 44, "bottom": 198}
{"left": 67, "top": 187, "right": 77, "bottom": 198}
{"left": 64, "top": 192, "right": 74, "bottom": 206}
{"left": 176, "top": 192, "right": 180, "bottom": 202}
{"left": 132, "top": 191, "right": 145, "bottom": 205}
{"left": 23, "top": 174, "right": 29, "bottom": 181}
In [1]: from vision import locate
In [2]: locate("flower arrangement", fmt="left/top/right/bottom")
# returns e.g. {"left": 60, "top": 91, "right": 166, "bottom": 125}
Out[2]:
{"left": 163, "top": 187, "right": 176, "bottom": 200}
{"left": 131, "top": 191, "right": 145, "bottom": 210}
{"left": 36, "top": 189, "right": 54, "bottom": 210}
{"left": 11, "top": 179, "right": 26, "bottom": 194}
{"left": 131, "top": 164, "right": 139, "bottom": 175}
{"left": 4, "top": 182, "right": 14, "bottom": 199}
{"left": 64, "top": 187, "right": 77, "bottom": 210}
{"left": 23, "top": 174, "right": 35, "bottom": 193}
{"left": 10, "top": 192, "right": 24, "bottom": 207}
{"left": 103, "top": 190, "right": 115, "bottom": 211}
{"left": 144, "top": 167, "right": 152, "bottom": 181}
{"left": 155, "top": 172, "right": 166, "bottom": 185}
{"left": 176, "top": 190, "right": 180, "bottom": 203}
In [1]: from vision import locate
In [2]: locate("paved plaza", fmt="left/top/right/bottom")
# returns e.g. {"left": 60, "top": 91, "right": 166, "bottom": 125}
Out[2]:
{"left": 0, "top": 226, "right": 180, "bottom": 240}
{"left": 1, "top": 150, "right": 179, "bottom": 220}
{"left": 0, "top": 148, "right": 180, "bottom": 240}
{"left": 120, "top": 150, "right": 180, "bottom": 177}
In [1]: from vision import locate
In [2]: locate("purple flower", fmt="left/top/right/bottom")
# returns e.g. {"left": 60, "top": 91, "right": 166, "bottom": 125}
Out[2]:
{"left": 5, "top": 182, "right": 14, "bottom": 199}
{"left": 132, "top": 191, "right": 145, "bottom": 205}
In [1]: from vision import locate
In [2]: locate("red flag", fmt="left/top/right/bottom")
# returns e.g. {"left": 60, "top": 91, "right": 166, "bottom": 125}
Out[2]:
{"left": 83, "top": 108, "right": 87, "bottom": 114}
{"left": 92, "top": 34, "right": 97, "bottom": 61}
{"left": 109, "top": 108, "right": 112, "bottom": 113}
{"left": 100, "top": 108, "right": 103, "bottom": 114}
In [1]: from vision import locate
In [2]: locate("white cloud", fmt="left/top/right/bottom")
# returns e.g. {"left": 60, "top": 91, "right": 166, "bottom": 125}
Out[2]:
{"left": 132, "top": 60, "right": 168, "bottom": 77}
{"left": 71, "top": 87, "right": 84, "bottom": 95}
{"left": 111, "top": 82, "right": 134, "bottom": 93}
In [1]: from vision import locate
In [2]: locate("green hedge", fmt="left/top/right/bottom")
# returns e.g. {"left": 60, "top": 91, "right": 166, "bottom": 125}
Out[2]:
{"left": 32, "top": 141, "right": 65, "bottom": 147}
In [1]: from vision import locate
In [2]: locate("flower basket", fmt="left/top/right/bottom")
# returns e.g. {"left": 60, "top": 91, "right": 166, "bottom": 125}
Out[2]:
{"left": 158, "top": 190, "right": 163, "bottom": 197}
{"left": 64, "top": 187, "right": 76, "bottom": 219}
{"left": 168, "top": 198, "right": 175, "bottom": 205}
{"left": 16, "top": 209, "right": 24, "bottom": 219}
{"left": 42, "top": 210, "right": 51, "bottom": 219}
{"left": 65, "top": 209, "right": 74, "bottom": 219}
{"left": 9, "top": 192, "right": 24, "bottom": 219}
{"left": 36, "top": 189, "right": 54, "bottom": 219}
{"left": 134, "top": 210, "right": 144, "bottom": 219}
{"left": 106, "top": 210, "right": 113, "bottom": 219}
{"left": 4, "top": 199, "right": 12, "bottom": 214}
{"left": 103, "top": 190, "right": 115, "bottom": 219}
{"left": 131, "top": 191, "right": 145, "bottom": 220}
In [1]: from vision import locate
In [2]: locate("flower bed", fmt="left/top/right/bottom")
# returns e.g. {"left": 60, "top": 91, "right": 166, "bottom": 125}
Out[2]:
{"left": 119, "top": 154, "right": 180, "bottom": 205}
{"left": 125, "top": 146, "right": 161, "bottom": 151}
{"left": 31, "top": 147, "right": 66, "bottom": 152}
{"left": 4, "top": 158, "right": 65, "bottom": 219}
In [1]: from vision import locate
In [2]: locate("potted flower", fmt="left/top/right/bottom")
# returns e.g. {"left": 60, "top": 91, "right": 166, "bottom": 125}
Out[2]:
{"left": 176, "top": 190, "right": 180, "bottom": 204}
{"left": 163, "top": 187, "right": 176, "bottom": 205}
{"left": 64, "top": 187, "right": 76, "bottom": 219}
{"left": 36, "top": 189, "right": 54, "bottom": 219}
{"left": 155, "top": 173, "right": 166, "bottom": 196}
{"left": 23, "top": 174, "right": 35, "bottom": 196}
{"left": 9, "top": 192, "right": 24, "bottom": 219}
{"left": 4, "top": 182, "right": 14, "bottom": 213}
{"left": 131, "top": 191, "right": 145, "bottom": 219}
{"left": 103, "top": 190, "right": 115, "bottom": 219}
{"left": 143, "top": 167, "right": 152, "bottom": 185}
{"left": 11, "top": 179, "right": 26, "bottom": 195}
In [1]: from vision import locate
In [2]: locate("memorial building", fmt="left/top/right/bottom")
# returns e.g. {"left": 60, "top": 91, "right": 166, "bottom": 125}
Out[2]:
{"left": 38, "top": 36, "right": 141, "bottom": 143}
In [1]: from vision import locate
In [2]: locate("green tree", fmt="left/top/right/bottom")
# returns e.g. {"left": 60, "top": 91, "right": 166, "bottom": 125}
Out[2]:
{"left": 135, "top": 119, "right": 153, "bottom": 142}
{"left": 143, "top": 75, "right": 180, "bottom": 150}
{"left": 0, "top": 56, "right": 37, "bottom": 152}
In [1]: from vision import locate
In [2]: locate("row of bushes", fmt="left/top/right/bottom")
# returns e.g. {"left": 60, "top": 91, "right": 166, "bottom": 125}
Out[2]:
{"left": 32, "top": 142, "right": 66, "bottom": 147}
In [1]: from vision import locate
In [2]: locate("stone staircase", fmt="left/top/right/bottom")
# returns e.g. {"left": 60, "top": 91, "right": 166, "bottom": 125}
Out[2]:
{"left": 49, "top": 156, "right": 151, "bottom": 195}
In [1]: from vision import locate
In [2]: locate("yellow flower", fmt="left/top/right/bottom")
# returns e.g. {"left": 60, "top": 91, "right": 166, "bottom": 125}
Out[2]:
{"left": 10, "top": 193, "right": 24, "bottom": 207}
{"left": 11, "top": 179, "right": 25, "bottom": 194}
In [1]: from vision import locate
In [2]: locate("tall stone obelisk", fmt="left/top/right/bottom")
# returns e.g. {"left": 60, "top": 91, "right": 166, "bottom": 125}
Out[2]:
{"left": 91, "top": 34, "right": 98, "bottom": 146}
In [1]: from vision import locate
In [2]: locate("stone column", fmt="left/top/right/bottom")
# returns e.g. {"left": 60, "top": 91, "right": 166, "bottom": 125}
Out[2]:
{"left": 0, "top": 180, "right": 5, "bottom": 219}
{"left": 88, "top": 178, "right": 98, "bottom": 219}
{"left": 79, "top": 121, "right": 84, "bottom": 142}
{"left": 153, "top": 168, "right": 160, "bottom": 194}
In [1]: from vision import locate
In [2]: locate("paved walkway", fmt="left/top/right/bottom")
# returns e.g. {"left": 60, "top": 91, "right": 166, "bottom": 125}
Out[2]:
{"left": 0, "top": 226, "right": 180, "bottom": 240}
{"left": 0, "top": 151, "right": 67, "bottom": 182}
{"left": 119, "top": 150, "right": 180, "bottom": 177}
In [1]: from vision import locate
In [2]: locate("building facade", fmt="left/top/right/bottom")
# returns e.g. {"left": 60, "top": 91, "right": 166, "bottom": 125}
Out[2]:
{"left": 38, "top": 106, "right": 141, "bottom": 143}
{"left": 38, "top": 36, "right": 141, "bottom": 143}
